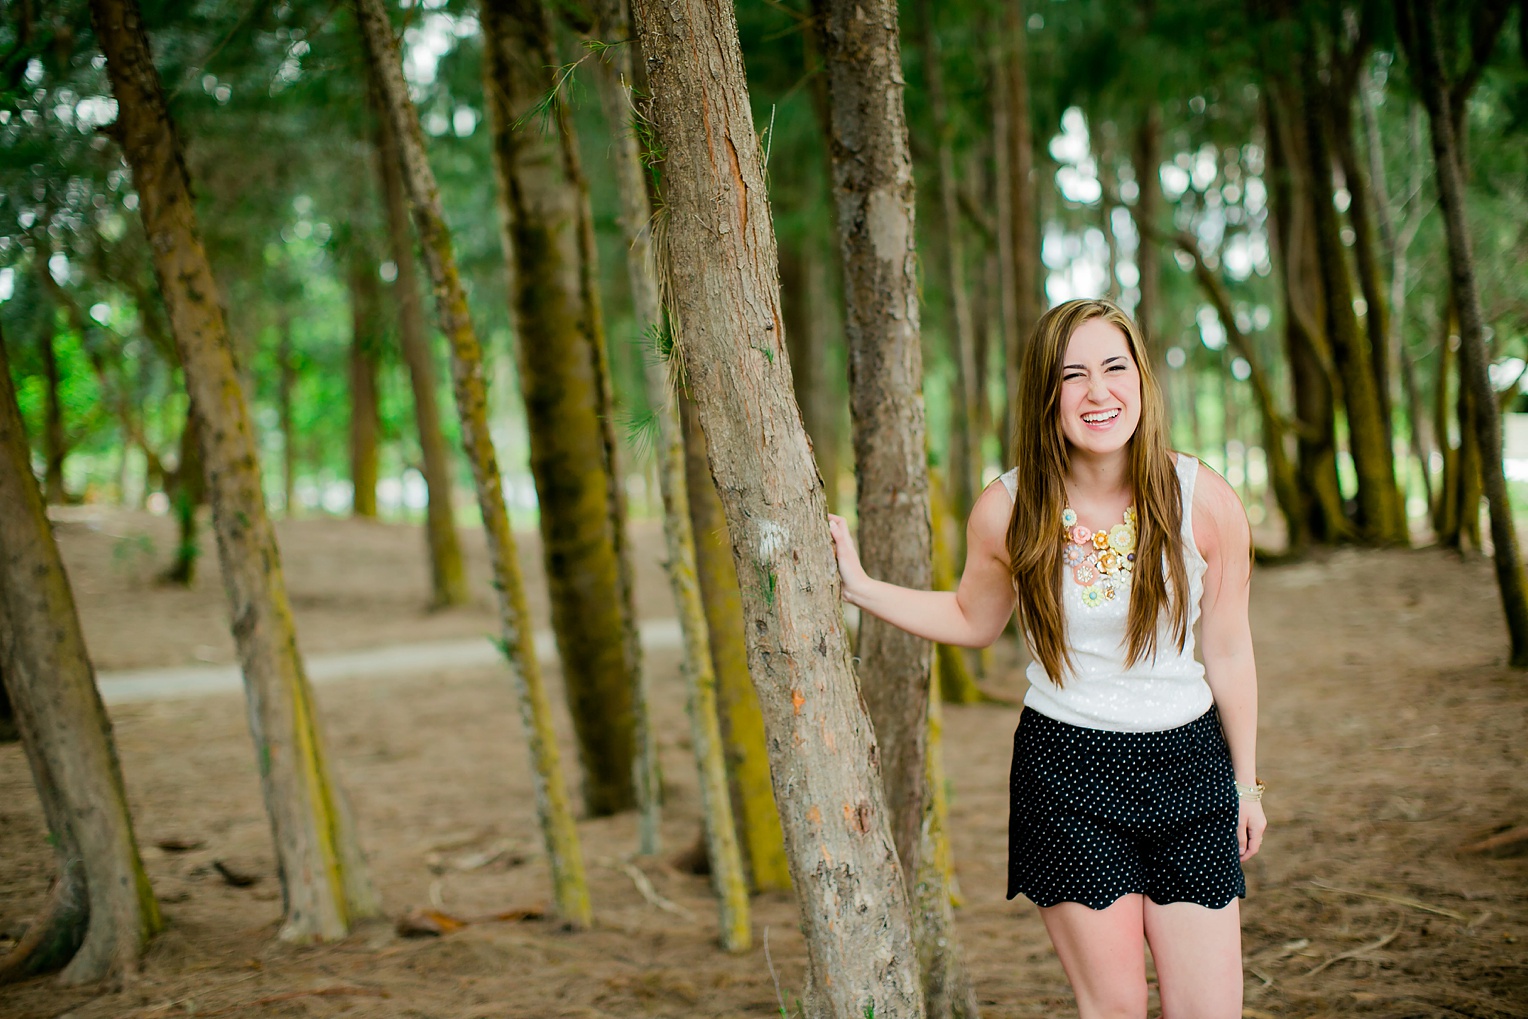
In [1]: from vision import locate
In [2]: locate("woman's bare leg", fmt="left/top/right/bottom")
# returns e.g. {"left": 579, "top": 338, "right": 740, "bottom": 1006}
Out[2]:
{"left": 1039, "top": 894, "right": 1149, "bottom": 1018}
{"left": 1143, "top": 898, "right": 1243, "bottom": 1018}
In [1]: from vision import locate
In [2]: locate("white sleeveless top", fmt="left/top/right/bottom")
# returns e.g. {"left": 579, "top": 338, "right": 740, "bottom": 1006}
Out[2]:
{"left": 997, "top": 455, "right": 1212, "bottom": 732}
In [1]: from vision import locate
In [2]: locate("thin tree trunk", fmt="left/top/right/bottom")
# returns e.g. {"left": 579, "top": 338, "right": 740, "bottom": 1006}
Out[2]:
{"left": 370, "top": 77, "right": 469, "bottom": 607}
{"left": 347, "top": 239, "right": 381, "bottom": 520}
{"left": 355, "top": 0, "right": 591, "bottom": 924}
{"left": 92, "top": 0, "right": 380, "bottom": 942}
{"left": 1331, "top": 97, "right": 1393, "bottom": 435}
{"left": 916, "top": 0, "right": 979, "bottom": 547}
{"left": 1131, "top": 106, "right": 1164, "bottom": 368}
{"left": 1002, "top": 4, "right": 1039, "bottom": 460}
{"left": 1363, "top": 83, "right": 1434, "bottom": 518}
{"left": 480, "top": 0, "right": 642, "bottom": 818}
{"left": 159, "top": 407, "right": 203, "bottom": 586}
{"left": 629, "top": 0, "right": 924, "bottom": 1013}
{"left": 678, "top": 390, "right": 791, "bottom": 892}
{"left": 930, "top": 468, "right": 982, "bottom": 705}
{"left": 1263, "top": 88, "right": 1344, "bottom": 545}
{"left": 589, "top": 0, "right": 748, "bottom": 946}
{"left": 1456, "top": 376, "right": 1483, "bottom": 551}
{"left": 813, "top": 0, "right": 977, "bottom": 1011}
{"left": 1402, "top": 0, "right": 1528, "bottom": 664}
{"left": 1433, "top": 307, "right": 1461, "bottom": 542}
{"left": 1298, "top": 52, "right": 1404, "bottom": 544}
{"left": 37, "top": 287, "right": 67, "bottom": 504}
{"left": 277, "top": 312, "right": 297, "bottom": 516}
{"left": 0, "top": 327, "right": 162, "bottom": 986}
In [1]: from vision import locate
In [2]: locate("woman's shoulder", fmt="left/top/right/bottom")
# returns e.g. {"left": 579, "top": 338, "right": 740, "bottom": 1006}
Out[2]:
{"left": 1175, "top": 454, "right": 1249, "bottom": 561}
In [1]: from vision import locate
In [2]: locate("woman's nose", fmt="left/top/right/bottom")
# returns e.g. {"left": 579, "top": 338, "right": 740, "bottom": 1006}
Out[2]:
{"left": 1087, "top": 374, "right": 1111, "bottom": 402}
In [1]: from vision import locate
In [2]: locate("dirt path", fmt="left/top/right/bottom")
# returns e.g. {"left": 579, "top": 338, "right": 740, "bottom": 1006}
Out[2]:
{"left": 1, "top": 512, "right": 1525, "bottom": 1018}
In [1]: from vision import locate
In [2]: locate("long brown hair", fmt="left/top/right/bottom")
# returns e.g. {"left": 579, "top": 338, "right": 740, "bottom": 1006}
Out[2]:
{"left": 1005, "top": 299, "right": 1188, "bottom": 686}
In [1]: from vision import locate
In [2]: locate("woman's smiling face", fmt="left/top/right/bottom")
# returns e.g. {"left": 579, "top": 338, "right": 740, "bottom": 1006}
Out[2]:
{"left": 1057, "top": 317, "right": 1142, "bottom": 459}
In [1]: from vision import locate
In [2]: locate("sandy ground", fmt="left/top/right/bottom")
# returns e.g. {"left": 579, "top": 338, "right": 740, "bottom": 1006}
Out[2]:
{"left": 1, "top": 508, "right": 1525, "bottom": 1018}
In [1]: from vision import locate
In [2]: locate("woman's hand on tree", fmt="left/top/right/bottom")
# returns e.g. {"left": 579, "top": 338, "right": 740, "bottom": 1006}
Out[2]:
{"left": 826, "top": 514, "right": 868, "bottom": 602}
{"left": 1237, "top": 798, "right": 1266, "bottom": 861}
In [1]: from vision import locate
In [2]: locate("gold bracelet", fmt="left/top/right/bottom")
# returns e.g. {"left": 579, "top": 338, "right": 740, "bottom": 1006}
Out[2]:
{"left": 1234, "top": 778, "right": 1266, "bottom": 802}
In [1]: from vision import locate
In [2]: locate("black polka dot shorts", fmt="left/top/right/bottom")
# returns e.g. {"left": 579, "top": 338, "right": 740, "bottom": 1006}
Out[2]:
{"left": 1006, "top": 704, "right": 1245, "bottom": 910}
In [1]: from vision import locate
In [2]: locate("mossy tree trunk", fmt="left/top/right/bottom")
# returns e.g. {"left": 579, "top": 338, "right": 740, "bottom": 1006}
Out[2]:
{"left": 355, "top": 0, "right": 591, "bottom": 925}
{"left": 1262, "top": 87, "right": 1345, "bottom": 547}
{"left": 814, "top": 0, "right": 977, "bottom": 1012}
{"left": 1400, "top": 0, "right": 1528, "bottom": 663}
{"left": 346, "top": 236, "right": 382, "bottom": 519}
{"left": 678, "top": 390, "right": 791, "bottom": 893}
{"left": 369, "top": 75, "right": 469, "bottom": 607}
{"left": 629, "top": 0, "right": 924, "bottom": 1013}
{"left": 36, "top": 283, "right": 68, "bottom": 504}
{"left": 588, "top": 0, "right": 749, "bottom": 945}
{"left": 92, "top": 0, "right": 380, "bottom": 943}
{"left": 480, "top": 0, "right": 643, "bottom": 819}
{"left": 1297, "top": 48, "right": 1405, "bottom": 544}
{"left": 347, "top": 235, "right": 382, "bottom": 520}
{"left": 0, "top": 327, "right": 162, "bottom": 986}
{"left": 159, "top": 405, "right": 204, "bottom": 585}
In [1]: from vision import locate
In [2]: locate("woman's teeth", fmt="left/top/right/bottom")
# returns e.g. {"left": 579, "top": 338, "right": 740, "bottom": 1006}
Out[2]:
{"left": 1082, "top": 409, "right": 1120, "bottom": 423}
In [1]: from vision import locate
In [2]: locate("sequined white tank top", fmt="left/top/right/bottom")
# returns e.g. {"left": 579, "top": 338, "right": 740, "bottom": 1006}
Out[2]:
{"left": 997, "top": 454, "right": 1212, "bottom": 732}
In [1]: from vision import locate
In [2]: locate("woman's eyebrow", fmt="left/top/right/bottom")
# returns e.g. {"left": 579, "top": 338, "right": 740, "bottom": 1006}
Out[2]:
{"left": 1102, "top": 355, "right": 1128, "bottom": 365}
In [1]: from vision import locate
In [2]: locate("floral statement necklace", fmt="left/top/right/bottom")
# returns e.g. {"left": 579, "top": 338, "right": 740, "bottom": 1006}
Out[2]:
{"left": 1062, "top": 505, "right": 1137, "bottom": 608}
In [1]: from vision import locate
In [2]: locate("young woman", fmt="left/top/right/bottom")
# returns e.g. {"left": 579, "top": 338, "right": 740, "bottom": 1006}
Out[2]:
{"left": 828, "top": 298, "right": 1265, "bottom": 1018}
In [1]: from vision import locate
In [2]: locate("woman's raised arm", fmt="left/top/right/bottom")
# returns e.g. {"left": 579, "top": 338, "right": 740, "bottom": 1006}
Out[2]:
{"left": 828, "top": 479, "right": 1017, "bottom": 648}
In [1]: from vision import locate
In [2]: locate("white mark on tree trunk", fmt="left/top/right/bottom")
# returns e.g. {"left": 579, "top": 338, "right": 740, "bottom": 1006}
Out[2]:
{"left": 757, "top": 519, "right": 788, "bottom": 561}
{"left": 867, "top": 187, "right": 909, "bottom": 263}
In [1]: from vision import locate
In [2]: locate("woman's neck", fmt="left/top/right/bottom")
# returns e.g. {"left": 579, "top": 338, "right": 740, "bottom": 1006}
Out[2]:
{"left": 1065, "top": 446, "right": 1132, "bottom": 502}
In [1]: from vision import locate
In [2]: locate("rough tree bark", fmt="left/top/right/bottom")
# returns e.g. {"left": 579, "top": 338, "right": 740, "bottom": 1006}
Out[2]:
{"left": 1400, "top": 0, "right": 1528, "bottom": 664}
{"left": 347, "top": 235, "right": 381, "bottom": 520}
{"left": 92, "top": 0, "right": 380, "bottom": 942}
{"left": 355, "top": 0, "right": 591, "bottom": 924}
{"left": 629, "top": 0, "right": 924, "bottom": 1014}
{"left": 812, "top": 0, "right": 978, "bottom": 1011}
{"left": 678, "top": 390, "right": 791, "bottom": 892}
{"left": 0, "top": 327, "right": 162, "bottom": 986}
{"left": 480, "top": 0, "right": 644, "bottom": 818}
{"left": 369, "top": 76, "right": 469, "bottom": 607}
{"left": 588, "top": 0, "right": 749, "bottom": 945}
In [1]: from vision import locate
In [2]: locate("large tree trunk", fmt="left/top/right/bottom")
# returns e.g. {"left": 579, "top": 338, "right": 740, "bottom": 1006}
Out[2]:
{"left": 679, "top": 390, "right": 790, "bottom": 892}
{"left": 779, "top": 239, "right": 841, "bottom": 511}
{"left": 370, "top": 77, "right": 469, "bottom": 607}
{"left": 1298, "top": 51, "right": 1405, "bottom": 544}
{"left": 355, "top": 0, "right": 591, "bottom": 924}
{"left": 0, "top": 328, "right": 162, "bottom": 986}
{"left": 347, "top": 237, "right": 382, "bottom": 520}
{"left": 813, "top": 0, "right": 976, "bottom": 1012}
{"left": 588, "top": 0, "right": 749, "bottom": 946}
{"left": 1401, "top": 0, "right": 1528, "bottom": 663}
{"left": 480, "top": 0, "right": 643, "bottom": 819}
{"left": 92, "top": 0, "right": 380, "bottom": 943}
{"left": 629, "top": 0, "right": 924, "bottom": 1014}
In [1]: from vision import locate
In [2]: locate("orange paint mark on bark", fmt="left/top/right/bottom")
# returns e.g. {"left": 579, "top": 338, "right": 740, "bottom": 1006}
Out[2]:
{"left": 843, "top": 801, "right": 871, "bottom": 834}
{"left": 820, "top": 844, "right": 834, "bottom": 867}
{"left": 791, "top": 688, "right": 805, "bottom": 715}
{"left": 806, "top": 805, "right": 822, "bottom": 826}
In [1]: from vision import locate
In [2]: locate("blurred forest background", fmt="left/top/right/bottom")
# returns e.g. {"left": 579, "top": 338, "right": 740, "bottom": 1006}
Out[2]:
{"left": 1, "top": 0, "right": 1526, "bottom": 1017}
{"left": 5, "top": 0, "right": 1525, "bottom": 554}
